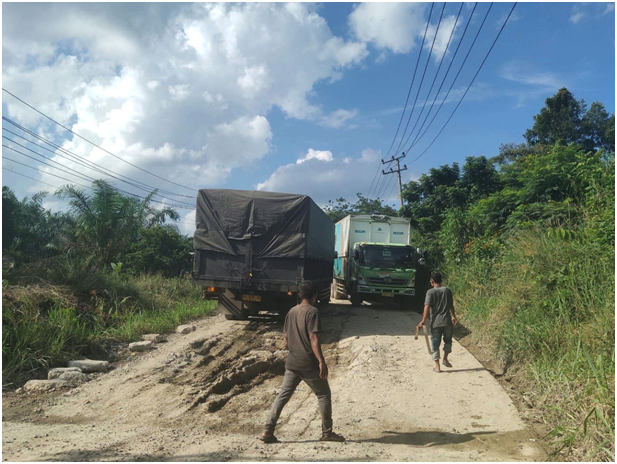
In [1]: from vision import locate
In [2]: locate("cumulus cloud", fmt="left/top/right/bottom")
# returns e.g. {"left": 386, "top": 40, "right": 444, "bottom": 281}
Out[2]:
{"left": 257, "top": 147, "right": 416, "bottom": 206}
{"left": 296, "top": 148, "right": 334, "bottom": 164}
{"left": 2, "top": 2, "right": 369, "bottom": 197}
{"left": 349, "top": 3, "right": 429, "bottom": 54}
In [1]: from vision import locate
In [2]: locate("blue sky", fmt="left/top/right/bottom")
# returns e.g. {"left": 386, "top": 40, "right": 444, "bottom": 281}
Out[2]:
{"left": 2, "top": 2, "right": 615, "bottom": 234}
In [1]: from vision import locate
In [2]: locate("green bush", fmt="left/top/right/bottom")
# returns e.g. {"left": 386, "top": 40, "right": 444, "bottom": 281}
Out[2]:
{"left": 2, "top": 270, "right": 215, "bottom": 384}
{"left": 448, "top": 228, "right": 614, "bottom": 461}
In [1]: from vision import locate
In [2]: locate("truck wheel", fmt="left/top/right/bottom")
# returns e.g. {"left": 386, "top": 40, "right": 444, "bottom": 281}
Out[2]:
{"left": 224, "top": 313, "right": 237, "bottom": 320}
{"left": 350, "top": 292, "right": 362, "bottom": 307}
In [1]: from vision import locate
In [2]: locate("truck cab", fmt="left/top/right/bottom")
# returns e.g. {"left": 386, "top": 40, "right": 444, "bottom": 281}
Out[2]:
{"left": 332, "top": 214, "right": 425, "bottom": 309}
{"left": 351, "top": 242, "right": 417, "bottom": 305}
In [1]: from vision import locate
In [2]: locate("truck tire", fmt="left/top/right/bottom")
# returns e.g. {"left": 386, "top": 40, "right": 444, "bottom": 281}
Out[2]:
{"left": 224, "top": 313, "right": 237, "bottom": 320}
{"left": 350, "top": 291, "right": 362, "bottom": 307}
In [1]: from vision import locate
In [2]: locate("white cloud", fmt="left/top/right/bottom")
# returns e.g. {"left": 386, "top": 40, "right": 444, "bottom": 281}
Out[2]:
{"left": 168, "top": 84, "right": 191, "bottom": 101}
{"left": 296, "top": 148, "right": 334, "bottom": 164}
{"left": 320, "top": 109, "right": 358, "bottom": 129}
{"left": 499, "top": 62, "right": 565, "bottom": 89}
{"left": 495, "top": 10, "right": 522, "bottom": 29}
{"left": 425, "top": 15, "right": 460, "bottom": 62}
{"left": 349, "top": 3, "right": 428, "bottom": 54}
{"left": 257, "top": 147, "right": 416, "bottom": 205}
{"left": 569, "top": 3, "right": 613, "bottom": 24}
{"left": 570, "top": 12, "right": 585, "bottom": 24}
{"left": 2, "top": 2, "right": 369, "bottom": 194}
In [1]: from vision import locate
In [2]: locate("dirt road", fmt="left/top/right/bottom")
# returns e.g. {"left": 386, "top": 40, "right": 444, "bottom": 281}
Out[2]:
{"left": 2, "top": 300, "right": 545, "bottom": 461}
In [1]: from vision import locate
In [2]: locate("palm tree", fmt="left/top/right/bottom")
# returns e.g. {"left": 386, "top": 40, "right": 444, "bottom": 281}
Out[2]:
{"left": 55, "top": 180, "right": 179, "bottom": 265}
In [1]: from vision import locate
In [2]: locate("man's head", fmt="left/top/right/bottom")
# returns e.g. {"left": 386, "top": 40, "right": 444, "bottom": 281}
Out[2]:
{"left": 299, "top": 280, "right": 318, "bottom": 304}
{"left": 430, "top": 271, "right": 443, "bottom": 287}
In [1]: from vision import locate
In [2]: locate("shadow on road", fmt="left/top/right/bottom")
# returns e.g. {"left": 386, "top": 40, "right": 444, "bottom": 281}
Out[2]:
{"left": 441, "top": 367, "right": 488, "bottom": 374}
{"left": 359, "top": 429, "right": 497, "bottom": 447}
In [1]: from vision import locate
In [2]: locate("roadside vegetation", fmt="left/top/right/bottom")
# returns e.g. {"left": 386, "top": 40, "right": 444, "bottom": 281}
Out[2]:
{"left": 401, "top": 88, "right": 614, "bottom": 461}
{"left": 2, "top": 180, "right": 214, "bottom": 385}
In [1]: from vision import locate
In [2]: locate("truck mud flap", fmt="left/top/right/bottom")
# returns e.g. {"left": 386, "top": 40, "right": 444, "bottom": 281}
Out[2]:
{"left": 218, "top": 289, "right": 245, "bottom": 319}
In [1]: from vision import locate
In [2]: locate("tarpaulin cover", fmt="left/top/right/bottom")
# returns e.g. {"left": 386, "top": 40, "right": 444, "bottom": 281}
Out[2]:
{"left": 194, "top": 189, "right": 334, "bottom": 261}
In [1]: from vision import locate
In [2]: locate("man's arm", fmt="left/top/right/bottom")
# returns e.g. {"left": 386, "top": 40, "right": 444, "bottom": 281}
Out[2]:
{"left": 448, "top": 289, "right": 458, "bottom": 326}
{"left": 418, "top": 304, "right": 430, "bottom": 328}
{"left": 450, "top": 304, "right": 458, "bottom": 326}
{"left": 284, "top": 333, "right": 289, "bottom": 349}
{"left": 309, "top": 332, "right": 328, "bottom": 379}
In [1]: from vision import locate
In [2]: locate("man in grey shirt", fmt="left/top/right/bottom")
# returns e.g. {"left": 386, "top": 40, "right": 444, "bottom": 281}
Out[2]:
{"left": 417, "top": 271, "right": 458, "bottom": 373}
{"left": 260, "top": 281, "right": 345, "bottom": 443}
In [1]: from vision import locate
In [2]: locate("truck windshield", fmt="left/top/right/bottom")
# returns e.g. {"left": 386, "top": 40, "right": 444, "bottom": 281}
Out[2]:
{"left": 360, "top": 246, "right": 413, "bottom": 268}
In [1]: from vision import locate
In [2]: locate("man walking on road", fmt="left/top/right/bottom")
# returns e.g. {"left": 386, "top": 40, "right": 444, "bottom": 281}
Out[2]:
{"left": 261, "top": 281, "right": 345, "bottom": 444}
{"left": 417, "top": 271, "right": 458, "bottom": 373}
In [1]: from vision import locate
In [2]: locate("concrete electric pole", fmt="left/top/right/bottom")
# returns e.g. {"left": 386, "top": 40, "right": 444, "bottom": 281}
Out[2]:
{"left": 382, "top": 152, "right": 408, "bottom": 209}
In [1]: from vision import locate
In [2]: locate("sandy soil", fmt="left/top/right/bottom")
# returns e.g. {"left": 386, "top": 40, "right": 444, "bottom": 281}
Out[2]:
{"left": 2, "top": 300, "right": 546, "bottom": 462}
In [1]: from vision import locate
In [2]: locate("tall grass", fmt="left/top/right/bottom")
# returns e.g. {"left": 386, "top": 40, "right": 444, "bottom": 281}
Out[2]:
{"left": 2, "top": 269, "right": 215, "bottom": 384}
{"left": 447, "top": 228, "right": 615, "bottom": 461}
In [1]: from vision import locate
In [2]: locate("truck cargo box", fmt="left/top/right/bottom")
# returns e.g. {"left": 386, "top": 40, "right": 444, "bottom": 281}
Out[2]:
{"left": 193, "top": 189, "right": 334, "bottom": 319}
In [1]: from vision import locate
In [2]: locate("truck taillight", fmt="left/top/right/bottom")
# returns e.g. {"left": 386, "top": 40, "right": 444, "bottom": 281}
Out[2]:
{"left": 208, "top": 287, "right": 216, "bottom": 292}
{"left": 287, "top": 291, "right": 293, "bottom": 296}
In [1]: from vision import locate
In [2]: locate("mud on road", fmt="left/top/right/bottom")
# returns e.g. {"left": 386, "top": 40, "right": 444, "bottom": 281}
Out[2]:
{"left": 2, "top": 301, "right": 546, "bottom": 462}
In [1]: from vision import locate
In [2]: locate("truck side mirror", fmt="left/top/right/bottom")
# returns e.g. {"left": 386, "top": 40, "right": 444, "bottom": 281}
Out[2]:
{"left": 354, "top": 249, "right": 360, "bottom": 261}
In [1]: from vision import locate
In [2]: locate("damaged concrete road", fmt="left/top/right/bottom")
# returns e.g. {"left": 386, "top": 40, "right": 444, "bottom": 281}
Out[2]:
{"left": 2, "top": 301, "right": 546, "bottom": 461}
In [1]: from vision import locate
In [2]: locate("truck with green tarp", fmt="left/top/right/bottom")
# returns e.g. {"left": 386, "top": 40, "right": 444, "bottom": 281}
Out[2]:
{"left": 331, "top": 214, "right": 425, "bottom": 308}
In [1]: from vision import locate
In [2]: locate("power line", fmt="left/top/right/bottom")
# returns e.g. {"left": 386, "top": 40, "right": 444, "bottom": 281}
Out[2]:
{"left": 2, "top": 167, "right": 60, "bottom": 190}
{"left": 396, "top": 2, "right": 465, "bottom": 155}
{"left": 2, "top": 118, "right": 194, "bottom": 199}
{"left": 2, "top": 88, "right": 197, "bottom": 193}
{"left": 382, "top": 3, "right": 435, "bottom": 161}
{"left": 2, "top": 133, "right": 195, "bottom": 208}
{"left": 409, "top": 2, "right": 517, "bottom": 164}
{"left": 367, "top": 2, "right": 435, "bottom": 199}
{"left": 3, "top": 144, "right": 97, "bottom": 184}
{"left": 407, "top": 2, "right": 491, "bottom": 153}
{"left": 2, "top": 155, "right": 195, "bottom": 210}
{"left": 405, "top": 2, "right": 479, "bottom": 153}
{"left": 2, "top": 167, "right": 197, "bottom": 226}
{"left": 374, "top": 166, "right": 391, "bottom": 200}
{"left": 392, "top": 2, "right": 448, "bottom": 158}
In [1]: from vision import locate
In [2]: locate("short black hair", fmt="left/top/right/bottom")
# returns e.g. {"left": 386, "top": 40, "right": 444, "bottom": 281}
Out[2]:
{"left": 299, "top": 280, "right": 318, "bottom": 300}
{"left": 430, "top": 271, "right": 442, "bottom": 284}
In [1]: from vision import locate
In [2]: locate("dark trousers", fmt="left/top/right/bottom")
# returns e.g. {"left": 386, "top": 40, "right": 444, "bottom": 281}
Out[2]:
{"left": 431, "top": 325, "right": 453, "bottom": 361}
{"left": 265, "top": 368, "right": 332, "bottom": 435}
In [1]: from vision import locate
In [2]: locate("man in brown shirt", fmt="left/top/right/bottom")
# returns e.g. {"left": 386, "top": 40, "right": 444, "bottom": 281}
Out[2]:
{"left": 261, "top": 281, "right": 345, "bottom": 443}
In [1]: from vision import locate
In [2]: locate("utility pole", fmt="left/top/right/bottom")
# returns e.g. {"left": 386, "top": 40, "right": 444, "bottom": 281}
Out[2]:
{"left": 382, "top": 152, "right": 408, "bottom": 209}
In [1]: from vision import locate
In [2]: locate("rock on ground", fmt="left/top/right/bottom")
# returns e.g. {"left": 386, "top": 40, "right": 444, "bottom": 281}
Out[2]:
{"left": 68, "top": 359, "right": 109, "bottom": 373}
{"left": 57, "top": 372, "right": 89, "bottom": 384}
{"left": 177, "top": 325, "right": 196, "bottom": 334}
{"left": 23, "top": 379, "right": 70, "bottom": 393}
{"left": 129, "top": 341, "right": 154, "bottom": 352}
{"left": 48, "top": 367, "right": 82, "bottom": 379}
